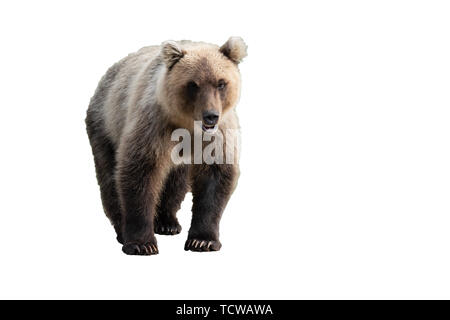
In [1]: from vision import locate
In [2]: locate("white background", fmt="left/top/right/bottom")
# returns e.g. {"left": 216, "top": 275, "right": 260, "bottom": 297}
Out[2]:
{"left": 0, "top": 0, "right": 449, "bottom": 299}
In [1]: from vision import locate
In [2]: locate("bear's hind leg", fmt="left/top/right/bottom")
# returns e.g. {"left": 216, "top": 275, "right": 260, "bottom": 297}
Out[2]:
{"left": 155, "top": 165, "right": 189, "bottom": 235}
{"left": 86, "top": 112, "right": 123, "bottom": 244}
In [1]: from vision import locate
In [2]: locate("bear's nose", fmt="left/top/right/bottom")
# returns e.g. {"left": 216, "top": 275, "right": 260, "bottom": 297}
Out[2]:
{"left": 202, "top": 110, "right": 219, "bottom": 126}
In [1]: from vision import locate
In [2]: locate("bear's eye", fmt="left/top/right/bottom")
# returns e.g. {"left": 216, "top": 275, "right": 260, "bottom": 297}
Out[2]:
{"left": 187, "top": 81, "right": 199, "bottom": 91}
{"left": 217, "top": 80, "right": 227, "bottom": 91}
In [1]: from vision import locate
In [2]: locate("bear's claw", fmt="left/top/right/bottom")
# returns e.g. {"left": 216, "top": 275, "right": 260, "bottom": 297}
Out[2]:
{"left": 184, "top": 239, "right": 222, "bottom": 252}
{"left": 122, "top": 243, "right": 159, "bottom": 255}
{"left": 154, "top": 221, "right": 182, "bottom": 235}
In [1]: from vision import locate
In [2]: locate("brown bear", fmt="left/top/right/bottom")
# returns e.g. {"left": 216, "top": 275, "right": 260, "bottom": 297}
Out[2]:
{"left": 85, "top": 37, "right": 247, "bottom": 255}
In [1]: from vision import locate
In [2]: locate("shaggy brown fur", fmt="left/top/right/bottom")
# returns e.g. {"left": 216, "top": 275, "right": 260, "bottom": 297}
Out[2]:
{"left": 86, "top": 37, "right": 246, "bottom": 255}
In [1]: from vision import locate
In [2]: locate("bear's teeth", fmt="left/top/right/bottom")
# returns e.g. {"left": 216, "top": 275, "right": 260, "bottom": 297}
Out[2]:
{"left": 202, "top": 124, "right": 218, "bottom": 134}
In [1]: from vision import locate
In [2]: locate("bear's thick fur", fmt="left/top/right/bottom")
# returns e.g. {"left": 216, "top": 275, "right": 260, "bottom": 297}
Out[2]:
{"left": 86, "top": 37, "right": 247, "bottom": 255}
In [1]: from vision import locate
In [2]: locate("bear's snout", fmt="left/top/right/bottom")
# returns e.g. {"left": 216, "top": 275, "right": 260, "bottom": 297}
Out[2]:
{"left": 202, "top": 110, "right": 219, "bottom": 126}
{"left": 201, "top": 110, "right": 219, "bottom": 134}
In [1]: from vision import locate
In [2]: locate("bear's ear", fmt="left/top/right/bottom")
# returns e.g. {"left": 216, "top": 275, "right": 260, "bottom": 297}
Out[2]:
{"left": 220, "top": 37, "right": 248, "bottom": 64}
{"left": 161, "top": 41, "right": 185, "bottom": 69}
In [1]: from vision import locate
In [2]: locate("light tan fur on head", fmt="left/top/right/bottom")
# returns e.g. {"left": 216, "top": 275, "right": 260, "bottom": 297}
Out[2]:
{"left": 157, "top": 38, "right": 246, "bottom": 131}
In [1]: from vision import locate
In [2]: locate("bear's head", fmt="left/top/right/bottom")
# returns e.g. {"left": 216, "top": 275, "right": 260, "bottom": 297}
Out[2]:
{"left": 157, "top": 37, "right": 247, "bottom": 133}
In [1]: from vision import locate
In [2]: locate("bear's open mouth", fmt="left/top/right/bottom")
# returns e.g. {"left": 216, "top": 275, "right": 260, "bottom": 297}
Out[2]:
{"left": 202, "top": 123, "right": 218, "bottom": 134}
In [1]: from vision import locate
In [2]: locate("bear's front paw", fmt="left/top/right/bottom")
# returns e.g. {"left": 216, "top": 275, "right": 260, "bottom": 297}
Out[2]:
{"left": 122, "top": 242, "right": 159, "bottom": 255}
{"left": 184, "top": 239, "right": 222, "bottom": 252}
{"left": 154, "top": 220, "right": 182, "bottom": 235}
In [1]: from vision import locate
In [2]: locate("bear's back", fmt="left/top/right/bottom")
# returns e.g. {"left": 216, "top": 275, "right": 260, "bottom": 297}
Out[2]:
{"left": 99, "top": 45, "right": 161, "bottom": 145}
